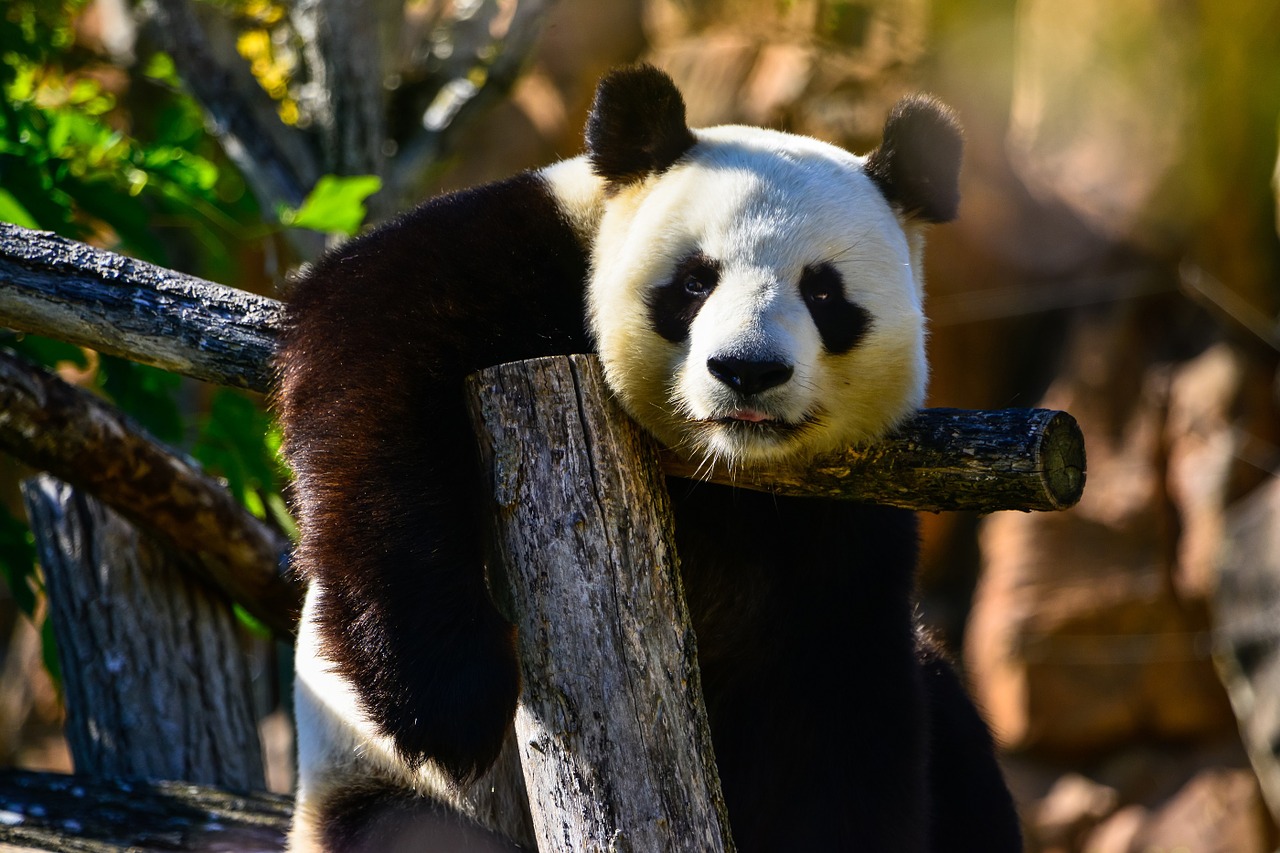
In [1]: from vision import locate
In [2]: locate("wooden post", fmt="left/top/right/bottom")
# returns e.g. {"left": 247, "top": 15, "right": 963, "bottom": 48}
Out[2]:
{"left": 467, "top": 354, "right": 736, "bottom": 853}
{"left": 22, "top": 475, "right": 265, "bottom": 789}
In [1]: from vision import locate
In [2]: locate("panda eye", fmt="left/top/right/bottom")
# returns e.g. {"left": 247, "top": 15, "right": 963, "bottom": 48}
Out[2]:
{"left": 798, "top": 262, "right": 869, "bottom": 355}
{"left": 800, "top": 264, "right": 841, "bottom": 304}
{"left": 683, "top": 269, "right": 716, "bottom": 297}
{"left": 649, "top": 253, "right": 721, "bottom": 343}
{"left": 673, "top": 254, "right": 719, "bottom": 299}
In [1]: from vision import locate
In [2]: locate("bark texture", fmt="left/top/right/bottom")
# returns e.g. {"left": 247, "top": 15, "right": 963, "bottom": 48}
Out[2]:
{"left": 0, "top": 350, "right": 299, "bottom": 638}
{"left": 660, "top": 406, "right": 1086, "bottom": 512}
{"left": 467, "top": 353, "right": 736, "bottom": 853}
{"left": 0, "top": 223, "right": 282, "bottom": 393}
{"left": 0, "top": 768, "right": 290, "bottom": 851}
{"left": 22, "top": 476, "right": 264, "bottom": 788}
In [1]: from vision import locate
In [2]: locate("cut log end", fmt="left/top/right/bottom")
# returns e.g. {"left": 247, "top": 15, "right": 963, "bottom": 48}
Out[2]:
{"left": 1038, "top": 410, "right": 1087, "bottom": 511}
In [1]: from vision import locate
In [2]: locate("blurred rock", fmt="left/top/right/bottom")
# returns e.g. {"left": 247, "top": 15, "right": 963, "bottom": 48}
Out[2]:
{"left": 1007, "top": 0, "right": 1196, "bottom": 248}
{"left": 1082, "top": 804, "right": 1145, "bottom": 853}
{"left": 1130, "top": 767, "right": 1275, "bottom": 853}
{"left": 1033, "top": 773, "right": 1119, "bottom": 852}
{"left": 967, "top": 321, "right": 1239, "bottom": 754}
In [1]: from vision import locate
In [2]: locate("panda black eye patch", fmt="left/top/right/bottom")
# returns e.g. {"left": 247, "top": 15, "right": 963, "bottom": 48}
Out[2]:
{"left": 649, "top": 253, "right": 720, "bottom": 343}
{"left": 799, "top": 263, "right": 870, "bottom": 354}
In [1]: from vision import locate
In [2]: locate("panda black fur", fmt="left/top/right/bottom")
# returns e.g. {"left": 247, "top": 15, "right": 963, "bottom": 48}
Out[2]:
{"left": 278, "top": 65, "right": 1023, "bottom": 852}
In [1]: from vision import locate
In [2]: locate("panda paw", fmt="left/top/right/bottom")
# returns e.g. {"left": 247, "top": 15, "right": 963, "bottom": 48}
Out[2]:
{"left": 342, "top": 608, "right": 521, "bottom": 788}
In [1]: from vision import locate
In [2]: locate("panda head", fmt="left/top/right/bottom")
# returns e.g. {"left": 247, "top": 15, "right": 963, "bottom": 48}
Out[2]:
{"left": 583, "top": 65, "right": 962, "bottom": 468}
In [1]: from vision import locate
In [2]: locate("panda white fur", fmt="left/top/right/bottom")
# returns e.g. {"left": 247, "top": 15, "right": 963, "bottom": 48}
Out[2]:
{"left": 277, "top": 65, "right": 1022, "bottom": 852}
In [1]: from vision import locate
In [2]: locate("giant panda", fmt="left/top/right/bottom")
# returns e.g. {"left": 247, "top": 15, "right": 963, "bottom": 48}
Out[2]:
{"left": 277, "top": 65, "right": 1023, "bottom": 852}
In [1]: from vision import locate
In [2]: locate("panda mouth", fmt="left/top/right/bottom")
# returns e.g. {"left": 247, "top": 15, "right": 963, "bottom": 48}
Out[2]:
{"left": 709, "top": 410, "right": 804, "bottom": 434}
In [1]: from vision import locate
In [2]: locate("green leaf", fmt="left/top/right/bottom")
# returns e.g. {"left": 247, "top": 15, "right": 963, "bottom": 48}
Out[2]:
{"left": 0, "top": 504, "right": 37, "bottom": 618}
{"left": 6, "top": 332, "right": 88, "bottom": 369}
{"left": 97, "top": 357, "right": 184, "bottom": 445}
{"left": 283, "top": 174, "right": 382, "bottom": 236}
{"left": 141, "top": 52, "right": 180, "bottom": 86}
{"left": 192, "top": 389, "right": 279, "bottom": 512}
{"left": 0, "top": 187, "right": 39, "bottom": 228}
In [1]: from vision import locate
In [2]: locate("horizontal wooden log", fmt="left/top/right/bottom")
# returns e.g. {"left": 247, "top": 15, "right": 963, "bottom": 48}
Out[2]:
{"left": 660, "top": 406, "right": 1086, "bottom": 512}
{"left": 0, "top": 769, "right": 290, "bottom": 851}
{"left": 0, "top": 224, "right": 1085, "bottom": 513}
{"left": 0, "top": 351, "right": 300, "bottom": 638}
{"left": 0, "top": 224, "right": 282, "bottom": 393}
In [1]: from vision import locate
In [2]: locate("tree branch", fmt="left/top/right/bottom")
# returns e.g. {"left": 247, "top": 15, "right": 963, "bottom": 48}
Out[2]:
{"left": 0, "top": 224, "right": 281, "bottom": 393}
{"left": 468, "top": 354, "right": 734, "bottom": 852}
{"left": 388, "top": 0, "right": 557, "bottom": 206}
{"left": 290, "top": 0, "right": 398, "bottom": 181}
{"left": 0, "top": 769, "right": 290, "bottom": 851}
{"left": 0, "top": 223, "right": 1085, "bottom": 514}
{"left": 661, "top": 407, "right": 1085, "bottom": 512}
{"left": 139, "top": 0, "right": 320, "bottom": 212}
{"left": 0, "top": 350, "right": 299, "bottom": 638}
{"left": 23, "top": 476, "right": 267, "bottom": 785}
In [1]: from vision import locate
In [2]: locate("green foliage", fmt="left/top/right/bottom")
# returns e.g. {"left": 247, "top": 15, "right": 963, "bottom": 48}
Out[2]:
{"left": 97, "top": 357, "right": 186, "bottom": 445}
{"left": 193, "top": 389, "right": 295, "bottom": 538}
{"left": 281, "top": 174, "right": 383, "bottom": 236}
{"left": 0, "top": 1, "right": 340, "bottom": 651}
{"left": 0, "top": 503, "right": 37, "bottom": 618}
{"left": 0, "top": 1, "right": 257, "bottom": 276}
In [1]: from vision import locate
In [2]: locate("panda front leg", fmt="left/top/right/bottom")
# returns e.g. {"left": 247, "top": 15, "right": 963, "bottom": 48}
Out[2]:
{"left": 277, "top": 172, "right": 593, "bottom": 850}
{"left": 290, "top": 583, "right": 525, "bottom": 852}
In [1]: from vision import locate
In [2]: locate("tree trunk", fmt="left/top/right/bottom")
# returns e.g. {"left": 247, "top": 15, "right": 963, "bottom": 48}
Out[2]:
{"left": 467, "top": 354, "right": 736, "bottom": 853}
{"left": 22, "top": 476, "right": 264, "bottom": 789}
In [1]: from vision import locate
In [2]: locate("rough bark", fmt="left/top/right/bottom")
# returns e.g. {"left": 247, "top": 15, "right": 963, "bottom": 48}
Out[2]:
{"left": 0, "top": 223, "right": 282, "bottom": 393}
{"left": 0, "top": 769, "right": 290, "bottom": 851}
{"left": 0, "top": 350, "right": 299, "bottom": 639}
{"left": 660, "top": 406, "right": 1086, "bottom": 512}
{"left": 466, "top": 354, "right": 736, "bottom": 853}
{"left": 21, "top": 476, "right": 264, "bottom": 789}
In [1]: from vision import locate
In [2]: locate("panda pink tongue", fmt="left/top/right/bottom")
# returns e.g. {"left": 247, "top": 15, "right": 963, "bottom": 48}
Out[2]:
{"left": 729, "top": 409, "right": 771, "bottom": 423}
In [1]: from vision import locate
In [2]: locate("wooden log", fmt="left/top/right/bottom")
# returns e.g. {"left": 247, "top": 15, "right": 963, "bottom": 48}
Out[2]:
{"left": 466, "top": 354, "right": 736, "bottom": 853}
{"left": 661, "top": 406, "right": 1086, "bottom": 512}
{"left": 21, "top": 476, "right": 264, "bottom": 789}
{"left": 0, "top": 769, "right": 290, "bottom": 851}
{"left": 0, "top": 223, "right": 282, "bottom": 393}
{"left": 0, "top": 351, "right": 300, "bottom": 638}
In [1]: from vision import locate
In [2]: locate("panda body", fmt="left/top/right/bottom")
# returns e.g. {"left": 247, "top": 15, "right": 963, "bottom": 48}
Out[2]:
{"left": 279, "top": 66, "right": 1022, "bottom": 852}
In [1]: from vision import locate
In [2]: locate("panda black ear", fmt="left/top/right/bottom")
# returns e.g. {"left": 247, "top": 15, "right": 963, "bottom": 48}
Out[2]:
{"left": 864, "top": 95, "right": 963, "bottom": 223}
{"left": 586, "top": 65, "right": 697, "bottom": 187}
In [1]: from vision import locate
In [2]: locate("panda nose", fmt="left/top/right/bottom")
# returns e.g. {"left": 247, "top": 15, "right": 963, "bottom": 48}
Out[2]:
{"left": 707, "top": 356, "right": 794, "bottom": 396}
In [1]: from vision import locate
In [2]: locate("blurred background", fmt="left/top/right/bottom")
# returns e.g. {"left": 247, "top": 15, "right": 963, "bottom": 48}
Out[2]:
{"left": 2, "top": 0, "right": 1279, "bottom": 850}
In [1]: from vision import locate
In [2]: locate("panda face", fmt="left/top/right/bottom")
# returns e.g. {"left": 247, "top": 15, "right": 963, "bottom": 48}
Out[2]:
{"left": 588, "top": 126, "right": 928, "bottom": 469}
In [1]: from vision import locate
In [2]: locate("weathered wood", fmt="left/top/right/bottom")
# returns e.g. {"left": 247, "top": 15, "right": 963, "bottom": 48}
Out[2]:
{"left": 661, "top": 406, "right": 1086, "bottom": 512}
{"left": 467, "top": 354, "right": 736, "bottom": 853}
{"left": 0, "top": 769, "right": 290, "bottom": 851}
{"left": 0, "top": 223, "right": 282, "bottom": 393}
{"left": 0, "top": 351, "right": 299, "bottom": 638}
{"left": 22, "top": 476, "right": 264, "bottom": 788}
